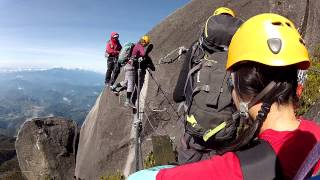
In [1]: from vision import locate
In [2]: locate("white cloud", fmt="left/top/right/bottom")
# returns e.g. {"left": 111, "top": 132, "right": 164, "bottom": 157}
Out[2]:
{"left": 63, "top": 97, "right": 71, "bottom": 103}
{"left": 0, "top": 44, "right": 107, "bottom": 73}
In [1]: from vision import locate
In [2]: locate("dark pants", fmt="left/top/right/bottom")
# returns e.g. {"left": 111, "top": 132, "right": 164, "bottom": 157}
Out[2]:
{"left": 131, "top": 70, "right": 146, "bottom": 105}
{"left": 105, "top": 57, "right": 121, "bottom": 85}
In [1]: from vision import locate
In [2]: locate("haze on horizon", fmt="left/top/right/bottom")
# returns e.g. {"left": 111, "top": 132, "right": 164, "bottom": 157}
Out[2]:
{"left": 0, "top": 0, "right": 189, "bottom": 73}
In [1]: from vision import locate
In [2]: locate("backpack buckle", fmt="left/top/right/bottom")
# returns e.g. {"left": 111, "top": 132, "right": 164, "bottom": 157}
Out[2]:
{"left": 239, "top": 102, "right": 249, "bottom": 119}
{"left": 204, "top": 60, "right": 215, "bottom": 67}
{"left": 186, "top": 115, "right": 198, "bottom": 128}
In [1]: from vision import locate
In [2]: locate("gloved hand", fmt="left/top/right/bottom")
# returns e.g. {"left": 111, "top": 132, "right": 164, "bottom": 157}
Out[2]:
{"left": 138, "top": 57, "right": 144, "bottom": 63}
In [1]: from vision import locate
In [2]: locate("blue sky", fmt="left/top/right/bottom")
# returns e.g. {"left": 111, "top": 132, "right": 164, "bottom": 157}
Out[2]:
{"left": 0, "top": 0, "right": 190, "bottom": 73}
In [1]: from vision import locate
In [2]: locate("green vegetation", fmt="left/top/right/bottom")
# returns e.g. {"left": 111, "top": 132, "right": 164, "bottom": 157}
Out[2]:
{"left": 297, "top": 57, "right": 320, "bottom": 115}
{"left": 312, "top": 44, "right": 320, "bottom": 59}
{"left": 144, "top": 151, "right": 156, "bottom": 168}
{"left": 0, "top": 172, "right": 25, "bottom": 180}
{"left": 100, "top": 171, "right": 125, "bottom": 180}
{"left": 44, "top": 175, "right": 52, "bottom": 180}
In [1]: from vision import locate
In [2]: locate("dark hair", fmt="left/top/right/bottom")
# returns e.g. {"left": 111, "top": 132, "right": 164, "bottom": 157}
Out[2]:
{"left": 221, "top": 13, "right": 233, "bottom": 17}
{"left": 217, "top": 62, "right": 298, "bottom": 153}
{"left": 233, "top": 61, "right": 298, "bottom": 105}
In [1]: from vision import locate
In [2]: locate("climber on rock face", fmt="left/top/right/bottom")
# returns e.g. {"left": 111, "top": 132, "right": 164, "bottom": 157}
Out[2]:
{"left": 104, "top": 32, "right": 122, "bottom": 86}
{"left": 110, "top": 36, "right": 155, "bottom": 108}
{"left": 110, "top": 42, "right": 136, "bottom": 107}
{"left": 130, "top": 35, "right": 155, "bottom": 107}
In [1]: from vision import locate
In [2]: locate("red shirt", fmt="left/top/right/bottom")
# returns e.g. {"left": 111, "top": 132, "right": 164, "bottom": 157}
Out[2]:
{"left": 157, "top": 119, "right": 320, "bottom": 180}
{"left": 106, "top": 40, "right": 122, "bottom": 56}
{"left": 131, "top": 43, "right": 145, "bottom": 59}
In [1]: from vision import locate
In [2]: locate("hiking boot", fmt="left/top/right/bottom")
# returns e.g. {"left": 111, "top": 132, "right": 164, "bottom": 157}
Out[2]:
{"left": 127, "top": 102, "right": 136, "bottom": 109}
{"left": 132, "top": 108, "right": 137, "bottom": 114}
{"left": 124, "top": 99, "right": 136, "bottom": 109}
{"left": 110, "top": 84, "right": 117, "bottom": 91}
{"left": 111, "top": 83, "right": 123, "bottom": 92}
{"left": 133, "top": 120, "right": 141, "bottom": 127}
{"left": 112, "top": 90, "right": 119, "bottom": 96}
{"left": 124, "top": 99, "right": 129, "bottom": 107}
{"left": 110, "top": 85, "right": 120, "bottom": 94}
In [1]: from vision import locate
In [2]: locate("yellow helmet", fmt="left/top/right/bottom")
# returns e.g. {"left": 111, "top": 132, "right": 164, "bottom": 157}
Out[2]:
{"left": 140, "top": 35, "right": 150, "bottom": 46}
{"left": 213, "top": 7, "right": 235, "bottom": 17}
{"left": 226, "top": 13, "right": 310, "bottom": 70}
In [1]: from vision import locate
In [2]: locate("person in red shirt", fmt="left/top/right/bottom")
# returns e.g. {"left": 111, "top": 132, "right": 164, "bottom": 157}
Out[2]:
{"left": 105, "top": 32, "right": 122, "bottom": 86}
{"left": 156, "top": 13, "right": 320, "bottom": 180}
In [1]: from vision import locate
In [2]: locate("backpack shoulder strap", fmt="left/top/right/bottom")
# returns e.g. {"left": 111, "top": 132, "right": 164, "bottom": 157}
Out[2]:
{"left": 293, "top": 142, "right": 320, "bottom": 180}
{"left": 235, "top": 139, "right": 282, "bottom": 180}
{"left": 183, "top": 42, "right": 205, "bottom": 97}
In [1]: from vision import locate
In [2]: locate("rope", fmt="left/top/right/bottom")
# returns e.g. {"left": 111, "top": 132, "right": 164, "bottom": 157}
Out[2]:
{"left": 143, "top": 109, "right": 167, "bottom": 136}
{"left": 139, "top": 88, "right": 171, "bottom": 122}
{"left": 298, "top": 0, "right": 310, "bottom": 38}
{"left": 296, "top": 0, "right": 310, "bottom": 86}
{"left": 147, "top": 69, "right": 181, "bottom": 119}
{"left": 156, "top": 46, "right": 188, "bottom": 65}
{"left": 130, "top": 46, "right": 187, "bottom": 169}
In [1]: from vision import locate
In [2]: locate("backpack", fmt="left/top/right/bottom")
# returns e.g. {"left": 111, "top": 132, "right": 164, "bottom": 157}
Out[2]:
{"left": 179, "top": 15, "right": 242, "bottom": 146}
{"left": 176, "top": 15, "right": 242, "bottom": 165}
{"left": 118, "top": 42, "right": 135, "bottom": 65}
{"left": 182, "top": 42, "right": 236, "bottom": 146}
{"left": 201, "top": 15, "right": 243, "bottom": 53}
{"left": 235, "top": 140, "right": 320, "bottom": 180}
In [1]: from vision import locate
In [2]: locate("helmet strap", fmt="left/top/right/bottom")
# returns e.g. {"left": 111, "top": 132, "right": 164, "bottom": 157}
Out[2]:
{"left": 236, "top": 81, "right": 276, "bottom": 120}
{"left": 248, "top": 81, "right": 277, "bottom": 108}
{"left": 239, "top": 102, "right": 249, "bottom": 119}
{"left": 225, "top": 81, "right": 279, "bottom": 150}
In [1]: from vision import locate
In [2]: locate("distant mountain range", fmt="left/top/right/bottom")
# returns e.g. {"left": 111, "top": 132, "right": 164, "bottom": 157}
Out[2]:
{"left": 0, "top": 68, "right": 104, "bottom": 136}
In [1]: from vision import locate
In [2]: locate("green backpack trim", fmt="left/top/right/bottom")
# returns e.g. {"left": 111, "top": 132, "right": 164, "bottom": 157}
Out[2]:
{"left": 118, "top": 42, "right": 135, "bottom": 64}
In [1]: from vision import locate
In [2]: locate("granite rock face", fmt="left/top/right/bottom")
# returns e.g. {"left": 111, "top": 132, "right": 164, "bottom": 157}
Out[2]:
{"left": 75, "top": 0, "right": 320, "bottom": 178}
{"left": 75, "top": 88, "right": 134, "bottom": 179}
{"left": 15, "top": 117, "right": 78, "bottom": 180}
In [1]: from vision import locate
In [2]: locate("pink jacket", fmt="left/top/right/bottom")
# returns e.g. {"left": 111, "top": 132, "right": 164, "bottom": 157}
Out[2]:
{"left": 131, "top": 42, "right": 145, "bottom": 59}
{"left": 105, "top": 32, "right": 122, "bottom": 57}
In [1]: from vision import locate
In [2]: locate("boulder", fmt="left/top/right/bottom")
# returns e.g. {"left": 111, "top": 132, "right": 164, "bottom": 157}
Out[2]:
{"left": 15, "top": 117, "right": 78, "bottom": 180}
